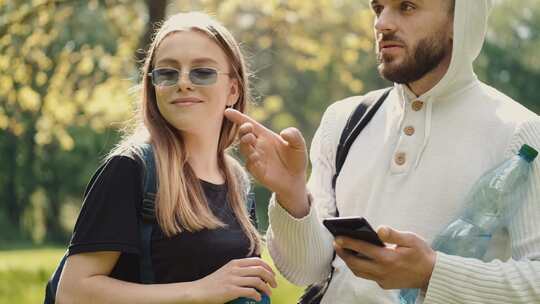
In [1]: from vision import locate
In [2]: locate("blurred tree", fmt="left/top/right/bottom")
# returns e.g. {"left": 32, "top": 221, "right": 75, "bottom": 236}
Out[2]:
{"left": 135, "top": 0, "right": 168, "bottom": 68}
{"left": 476, "top": 0, "right": 540, "bottom": 114}
{"left": 0, "top": 0, "right": 145, "bottom": 242}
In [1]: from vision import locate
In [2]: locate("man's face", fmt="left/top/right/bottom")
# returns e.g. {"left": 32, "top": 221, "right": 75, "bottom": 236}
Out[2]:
{"left": 371, "top": 0, "right": 454, "bottom": 84}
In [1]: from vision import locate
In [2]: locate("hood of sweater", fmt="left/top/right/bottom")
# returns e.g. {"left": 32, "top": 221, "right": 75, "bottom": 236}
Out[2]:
{"left": 409, "top": 0, "right": 494, "bottom": 101}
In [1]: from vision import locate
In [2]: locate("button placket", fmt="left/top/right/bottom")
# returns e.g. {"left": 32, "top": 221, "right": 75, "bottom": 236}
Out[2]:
{"left": 390, "top": 97, "right": 425, "bottom": 174}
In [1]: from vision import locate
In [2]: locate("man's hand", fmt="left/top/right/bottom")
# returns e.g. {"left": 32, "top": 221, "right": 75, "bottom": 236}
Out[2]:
{"left": 334, "top": 226, "right": 436, "bottom": 291}
{"left": 224, "top": 109, "right": 309, "bottom": 217}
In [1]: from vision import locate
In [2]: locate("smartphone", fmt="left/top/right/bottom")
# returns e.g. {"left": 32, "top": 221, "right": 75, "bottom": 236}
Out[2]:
{"left": 323, "top": 216, "right": 385, "bottom": 247}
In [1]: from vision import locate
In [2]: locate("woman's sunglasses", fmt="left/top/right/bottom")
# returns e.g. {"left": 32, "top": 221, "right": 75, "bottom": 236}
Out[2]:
{"left": 148, "top": 67, "right": 229, "bottom": 87}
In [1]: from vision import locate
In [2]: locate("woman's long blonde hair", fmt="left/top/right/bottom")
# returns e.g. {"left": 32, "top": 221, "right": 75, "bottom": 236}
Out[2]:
{"left": 110, "top": 12, "right": 260, "bottom": 255}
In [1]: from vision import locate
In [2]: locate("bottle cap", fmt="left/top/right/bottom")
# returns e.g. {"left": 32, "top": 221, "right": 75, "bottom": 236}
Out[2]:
{"left": 519, "top": 144, "right": 538, "bottom": 163}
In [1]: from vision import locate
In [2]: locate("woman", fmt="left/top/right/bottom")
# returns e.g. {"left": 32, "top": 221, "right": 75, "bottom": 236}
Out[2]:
{"left": 56, "top": 12, "right": 276, "bottom": 304}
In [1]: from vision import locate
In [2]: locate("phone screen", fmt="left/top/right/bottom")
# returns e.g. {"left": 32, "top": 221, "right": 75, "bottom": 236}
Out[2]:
{"left": 323, "top": 216, "right": 385, "bottom": 247}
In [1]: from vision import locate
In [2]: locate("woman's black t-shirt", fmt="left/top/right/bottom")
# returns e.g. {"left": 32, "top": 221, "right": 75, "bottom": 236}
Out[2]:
{"left": 68, "top": 155, "right": 258, "bottom": 284}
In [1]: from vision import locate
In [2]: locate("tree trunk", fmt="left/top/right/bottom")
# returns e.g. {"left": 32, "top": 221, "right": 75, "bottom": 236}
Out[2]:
{"left": 43, "top": 144, "right": 69, "bottom": 243}
{"left": 135, "top": 0, "right": 168, "bottom": 67}
{"left": 45, "top": 176, "right": 65, "bottom": 243}
{"left": 4, "top": 131, "right": 20, "bottom": 229}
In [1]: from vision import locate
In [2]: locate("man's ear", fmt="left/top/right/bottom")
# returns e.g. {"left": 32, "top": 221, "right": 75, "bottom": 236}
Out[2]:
{"left": 227, "top": 78, "right": 240, "bottom": 107}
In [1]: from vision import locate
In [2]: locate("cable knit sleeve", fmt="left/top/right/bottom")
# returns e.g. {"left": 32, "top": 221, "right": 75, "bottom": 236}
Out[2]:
{"left": 424, "top": 117, "right": 540, "bottom": 304}
{"left": 265, "top": 101, "right": 346, "bottom": 286}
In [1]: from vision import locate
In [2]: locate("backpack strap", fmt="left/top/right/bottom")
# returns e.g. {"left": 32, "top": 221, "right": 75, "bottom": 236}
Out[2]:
{"left": 233, "top": 160, "right": 258, "bottom": 226}
{"left": 331, "top": 88, "right": 392, "bottom": 193}
{"left": 138, "top": 143, "right": 157, "bottom": 284}
{"left": 246, "top": 190, "right": 258, "bottom": 227}
{"left": 44, "top": 250, "right": 68, "bottom": 304}
{"left": 298, "top": 88, "right": 392, "bottom": 304}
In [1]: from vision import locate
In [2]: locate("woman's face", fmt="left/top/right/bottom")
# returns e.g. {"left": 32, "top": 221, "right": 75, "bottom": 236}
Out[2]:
{"left": 151, "top": 30, "right": 239, "bottom": 134}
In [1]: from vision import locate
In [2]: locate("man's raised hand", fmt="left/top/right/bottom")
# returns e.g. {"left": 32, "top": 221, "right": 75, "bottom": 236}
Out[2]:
{"left": 224, "top": 109, "right": 310, "bottom": 217}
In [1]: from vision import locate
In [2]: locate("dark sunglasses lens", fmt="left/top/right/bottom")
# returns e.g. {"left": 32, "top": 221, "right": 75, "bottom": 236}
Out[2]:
{"left": 190, "top": 68, "right": 218, "bottom": 85}
{"left": 153, "top": 69, "right": 178, "bottom": 86}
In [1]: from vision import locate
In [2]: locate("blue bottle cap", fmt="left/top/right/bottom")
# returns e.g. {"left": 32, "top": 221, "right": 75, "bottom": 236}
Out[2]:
{"left": 518, "top": 144, "right": 538, "bottom": 163}
{"left": 227, "top": 293, "right": 270, "bottom": 304}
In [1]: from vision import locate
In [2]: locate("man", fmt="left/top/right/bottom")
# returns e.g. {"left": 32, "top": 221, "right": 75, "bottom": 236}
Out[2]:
{"left": 225, "top": 0, "right": 540, "bottom": 303}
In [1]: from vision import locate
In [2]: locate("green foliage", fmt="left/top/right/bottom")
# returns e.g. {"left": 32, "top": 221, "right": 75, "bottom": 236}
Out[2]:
{"left": 0, "top": 0, "right": 144, "bottom": 242}
{"left": 476, "top": 0, "right": 540, "bottom": 114}
{"left": 0, "top": 209, "right": 22, "bottom": 242}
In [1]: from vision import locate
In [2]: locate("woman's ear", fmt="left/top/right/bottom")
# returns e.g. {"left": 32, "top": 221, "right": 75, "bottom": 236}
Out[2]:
{"left": 227, "top": 78, "right": 240, "bottom": 107}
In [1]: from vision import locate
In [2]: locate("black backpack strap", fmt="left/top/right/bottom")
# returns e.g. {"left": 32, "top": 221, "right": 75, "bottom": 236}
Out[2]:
{"left": 236, "top": 167, "right": 257, "bottom": 227}
{"left": 138, "top": 143, "right": 157, "bottom": 284}
{"left": 331, "top": 88, "right": 392, "bottom": 192}
{"left": 246, "top": 190, "right": 258, "bottom": 228}
{"left": 299, "top": 88, "right": 392, "bottom": 304}
{"left": 44, "top": 250, "right": 69, "bottom": 304}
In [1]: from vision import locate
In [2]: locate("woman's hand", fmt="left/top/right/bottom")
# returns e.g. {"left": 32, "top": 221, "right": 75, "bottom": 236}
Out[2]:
{"left": 193, "top": 257, "right": 278, "bottom": 303}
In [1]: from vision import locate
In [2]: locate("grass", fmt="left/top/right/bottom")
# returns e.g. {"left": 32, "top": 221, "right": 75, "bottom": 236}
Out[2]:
{"left": 0, "top": 246, "right": 302, "bottom": 304}
{"left": 261, "top": 249, "right": 304, "bottom": 304}
{"left": 0, "top": 247, "right": 63, "bottom": 304}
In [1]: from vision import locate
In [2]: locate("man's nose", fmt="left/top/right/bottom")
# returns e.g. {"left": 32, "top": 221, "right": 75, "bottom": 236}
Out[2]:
{"left": 374, "top": 8, "right": 397, "bottom": 35}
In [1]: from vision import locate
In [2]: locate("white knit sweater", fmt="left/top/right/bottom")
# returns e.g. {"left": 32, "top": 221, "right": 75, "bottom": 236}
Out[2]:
{"left": 266, "top": 1, "right": 540, "bottom": 303}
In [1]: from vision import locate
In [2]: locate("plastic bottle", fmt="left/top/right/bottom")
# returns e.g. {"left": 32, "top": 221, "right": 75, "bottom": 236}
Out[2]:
{"left": 399, "top": 144, "right": 538, "bottom": 304}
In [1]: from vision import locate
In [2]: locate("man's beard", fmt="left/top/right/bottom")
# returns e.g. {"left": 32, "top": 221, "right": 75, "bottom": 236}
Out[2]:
{"left": 377, "top": 29, "right": 451, "bottom": 84}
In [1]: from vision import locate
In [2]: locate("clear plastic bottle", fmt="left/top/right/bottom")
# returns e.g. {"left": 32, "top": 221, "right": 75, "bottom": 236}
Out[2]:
{"left": 399, "top": 144, "right": 538, "bottom": 304}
